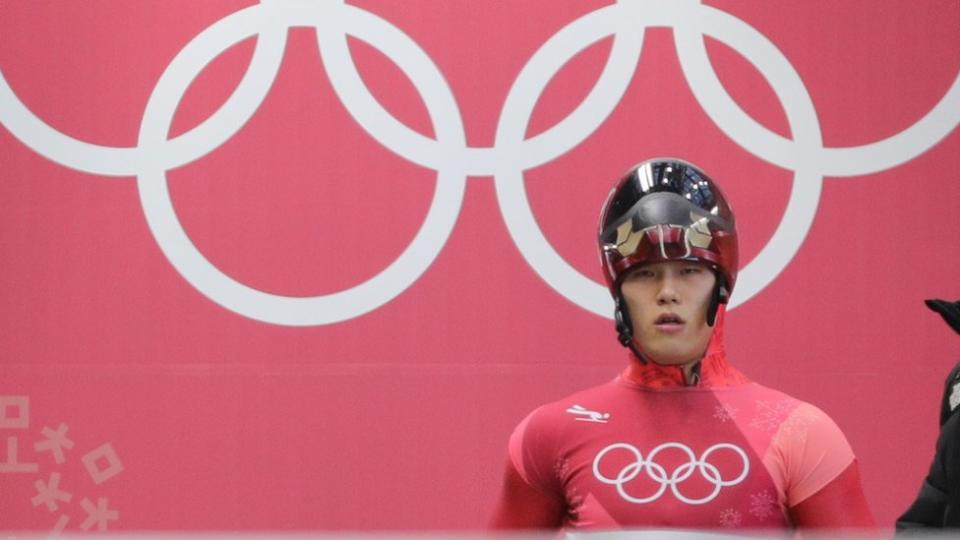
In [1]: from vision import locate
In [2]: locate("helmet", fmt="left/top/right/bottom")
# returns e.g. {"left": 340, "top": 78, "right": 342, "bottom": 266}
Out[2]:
{"left": 597, "top": 158, "right": 738, "bottom": 350}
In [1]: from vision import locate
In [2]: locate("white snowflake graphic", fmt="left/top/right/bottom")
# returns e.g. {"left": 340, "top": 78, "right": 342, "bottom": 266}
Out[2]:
{"left": 553, "top": 457, "right": 571, "bottom": 481}
{"left": 748, "top": 399, "right": 795, "bottom": 432}
{"left": 718, "top": 508, "right": 742, "bottom": 528}
{"left": 772, "top": 407, "right": 818, "bottom": 445}
{"left": 713, "top": 403, "right": 738, "bottom": 422}
{"left": 749, "top": 490, "right": 777, "bottom": 519}
{"left": 567, "top": 491, "right": 584, "bottom": 521}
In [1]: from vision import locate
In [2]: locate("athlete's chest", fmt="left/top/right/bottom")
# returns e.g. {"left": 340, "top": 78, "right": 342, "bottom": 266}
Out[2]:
{"left": 554, "top": 389, "right": 790, "bottom": 529}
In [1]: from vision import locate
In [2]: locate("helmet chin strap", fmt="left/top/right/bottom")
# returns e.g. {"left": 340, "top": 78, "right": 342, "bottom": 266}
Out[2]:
{"left": 615, "top": 295, "right": 654, "bottom": 365}
{"left": 614, "top": 295, "right": 643, "bottom": 361}
{"left": 706, "top": 279, "right": 729, "bottom": 327}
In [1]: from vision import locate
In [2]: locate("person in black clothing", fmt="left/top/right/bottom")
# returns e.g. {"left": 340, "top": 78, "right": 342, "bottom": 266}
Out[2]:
{"left": 897, "top": 299, "right": 960, "bottom": 529}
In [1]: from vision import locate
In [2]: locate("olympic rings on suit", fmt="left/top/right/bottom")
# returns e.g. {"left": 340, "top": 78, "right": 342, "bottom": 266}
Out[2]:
{"left": 592, "top": 441, "right": 750, "bottom": 505}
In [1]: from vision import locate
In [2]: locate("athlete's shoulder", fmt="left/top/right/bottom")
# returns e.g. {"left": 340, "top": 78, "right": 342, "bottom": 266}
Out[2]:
{"left": 738, "top": 381, "right": 844, "bottom": 440}
{"left": 531, "top": 380, "right": 621, "bottom": 417}
{"left": 507, "top": 378, "right": 622, "bottom": 491}
{"left": 732, "top": 380, "right": 807, "bottom": 405}
{"left": 743, "top": 385, "right": 856, "bottom": 505}
{"left": 520, "top": 378, "right": 622, "bottom": 426}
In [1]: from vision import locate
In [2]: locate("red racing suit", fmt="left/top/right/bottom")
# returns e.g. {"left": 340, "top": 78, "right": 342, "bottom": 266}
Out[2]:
{"left": 491, "top": 312, "right": 874, "bottom": 530}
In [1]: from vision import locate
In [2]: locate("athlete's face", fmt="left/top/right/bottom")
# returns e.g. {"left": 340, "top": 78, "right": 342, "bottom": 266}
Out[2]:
{"left": 620, "top": 260, "right": 716, "bottom": 367}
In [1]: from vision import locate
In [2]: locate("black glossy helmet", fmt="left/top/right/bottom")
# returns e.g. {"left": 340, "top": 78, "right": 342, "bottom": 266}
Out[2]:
{"left": 598, "top": 158, "right": 738, "bottom": 350}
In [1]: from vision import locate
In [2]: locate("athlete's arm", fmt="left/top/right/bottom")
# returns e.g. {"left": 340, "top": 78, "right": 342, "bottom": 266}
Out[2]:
{"left": 788, "top": 460, "right": 874, "bottom": 528}
{"left": 490, "top": 459, "right": 565, "bottom": 529}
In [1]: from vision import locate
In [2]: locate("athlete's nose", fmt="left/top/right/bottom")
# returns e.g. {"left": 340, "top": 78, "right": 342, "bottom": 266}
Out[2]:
{"left": 656, "top": 274, "right": 679, "bottom": 305}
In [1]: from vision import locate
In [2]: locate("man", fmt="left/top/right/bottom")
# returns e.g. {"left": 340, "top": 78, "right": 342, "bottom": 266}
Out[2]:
{"left": 897, "top": 299, "right": 960, "bottom": 529}
{"left": 491, "top": 159, "right": 874, "bottom": 530}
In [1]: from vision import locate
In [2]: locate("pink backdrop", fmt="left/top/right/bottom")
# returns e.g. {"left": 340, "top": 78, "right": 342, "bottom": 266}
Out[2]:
{"left": 2, "top": 0, "right": 959, "bottom": 533}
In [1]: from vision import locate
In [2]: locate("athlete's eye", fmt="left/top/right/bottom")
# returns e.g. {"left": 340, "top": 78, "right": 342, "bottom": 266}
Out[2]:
{"left": 682, "top": 266, "right": 703, "bottom": 274}
{"left": 626, "top": 268, "right": 655, "bottom": 280}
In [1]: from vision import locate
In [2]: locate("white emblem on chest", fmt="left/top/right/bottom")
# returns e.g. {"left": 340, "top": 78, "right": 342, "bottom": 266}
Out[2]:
{"left": 950, "top": 382, "right": 960, "bottom": 412}
{"left": 565, "top": 404, "right": 610, "bottom": 423}
{"left": 592, "top": 442, "right": 750, "bottom": 505}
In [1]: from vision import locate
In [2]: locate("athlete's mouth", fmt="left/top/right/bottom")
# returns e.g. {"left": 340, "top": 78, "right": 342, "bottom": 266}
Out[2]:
{"left": 655, "top": 313, "right": 685, "bottom": 325}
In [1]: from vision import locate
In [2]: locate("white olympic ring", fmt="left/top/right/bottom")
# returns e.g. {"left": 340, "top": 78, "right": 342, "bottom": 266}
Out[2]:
{"left": 138, "top": 2, "right": 467, "bottom": 325}
{"left": 592, "top": 441, "right": 750, "bottom": 505}
{"left": 1, "top": 0, "right": 958, "bottom": 324}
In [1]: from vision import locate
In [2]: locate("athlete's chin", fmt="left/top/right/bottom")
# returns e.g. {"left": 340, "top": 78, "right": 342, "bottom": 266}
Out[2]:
{"left": 647, "top": 353, "right": 698, "bottom": 367}
{"left": 637, "top": 328, "right": 712, "bottom": 366}
{"left": 635, "top": 337, "right": 693, "bottom": 364}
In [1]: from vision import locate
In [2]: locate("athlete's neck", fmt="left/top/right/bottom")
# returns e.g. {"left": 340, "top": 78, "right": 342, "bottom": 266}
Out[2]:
{"left": 620, "top": 307, "right": 749, "bottom": 389}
